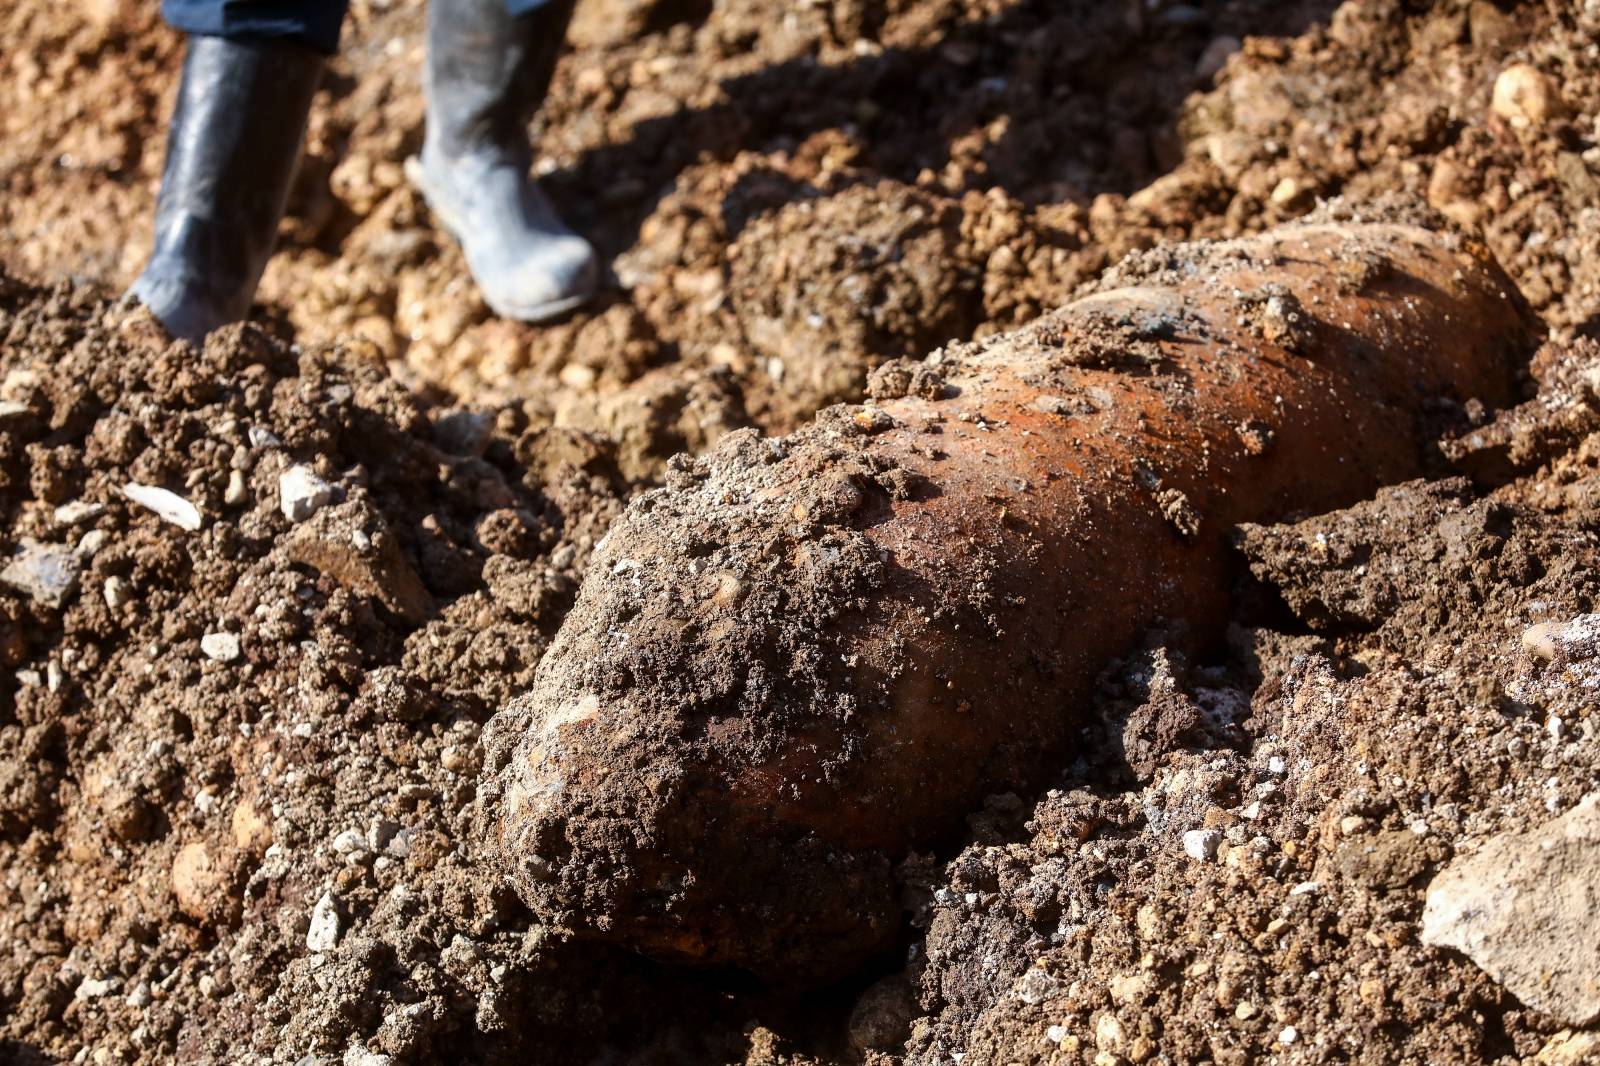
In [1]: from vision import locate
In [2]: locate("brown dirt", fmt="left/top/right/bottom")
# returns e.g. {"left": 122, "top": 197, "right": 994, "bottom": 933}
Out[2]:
{"left": 5, "top": 0, "right": 1600, "bottom": 1063}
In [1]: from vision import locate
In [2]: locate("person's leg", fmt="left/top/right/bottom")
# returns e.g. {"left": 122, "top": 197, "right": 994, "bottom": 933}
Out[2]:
{"left": 407, "top": 0, "right": 597, "bottom": 322}
{"left": 128, "top": 1, "right": 337, "bottom": 341}
{"left": 160, "top": 0, "right": 346, "bottom": 54}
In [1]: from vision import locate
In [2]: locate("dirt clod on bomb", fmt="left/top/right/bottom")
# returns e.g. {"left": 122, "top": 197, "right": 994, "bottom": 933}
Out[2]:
{"left": 483, "top": 207, "right": 1541, "bottom": 981}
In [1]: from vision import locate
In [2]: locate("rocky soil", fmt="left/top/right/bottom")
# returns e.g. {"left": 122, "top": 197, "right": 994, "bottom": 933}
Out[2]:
{"left": 5, "top": 0, "right": 1600, "bottom": 1063}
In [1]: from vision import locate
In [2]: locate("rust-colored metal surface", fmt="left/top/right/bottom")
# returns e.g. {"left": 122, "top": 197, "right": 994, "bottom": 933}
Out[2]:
{"left": 484, "top": 218, "right": 1540, "bottom": 980}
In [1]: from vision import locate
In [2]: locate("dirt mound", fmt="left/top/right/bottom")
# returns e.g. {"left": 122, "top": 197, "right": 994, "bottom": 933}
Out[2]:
{"left": 907, "top": 341, "right": 1600, "bottom": 1066}
{"left": 0, "top": 279, "right": 646, "bottom": 1062}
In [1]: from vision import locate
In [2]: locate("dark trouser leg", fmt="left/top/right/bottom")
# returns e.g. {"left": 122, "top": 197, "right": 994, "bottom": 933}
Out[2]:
{"left": 406, "top": 0, "right": 597, "bottom": 322}
{"left": 160, "top": 0, "right": 348, "bottom": 54}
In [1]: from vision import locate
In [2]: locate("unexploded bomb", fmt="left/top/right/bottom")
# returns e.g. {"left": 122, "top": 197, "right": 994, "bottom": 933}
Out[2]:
{"left": 484, "top": 207, "right": 1540, "bottom": 980}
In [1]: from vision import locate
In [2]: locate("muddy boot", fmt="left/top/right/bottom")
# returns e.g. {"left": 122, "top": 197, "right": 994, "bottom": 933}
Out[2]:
{"left": 407, "top": 0, "right": 597, "bottom": 322}
{"left": 129, "top": 36, "right": 324, "bottom": 343}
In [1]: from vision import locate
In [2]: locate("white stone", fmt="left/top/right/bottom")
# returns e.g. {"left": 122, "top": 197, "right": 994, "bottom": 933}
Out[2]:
{"left": 1183, "top": 828, "right": 1222, "bottom": 861}
{"left": 123, "top": 482, "right": 203, "bottom": 531}
{"left": 200, "top": 632, "right": 241, "bottom": 663}
{"left": 1423, "top": 792, "right": 1600, "bottom": 1025}
{"left": 53, "top": 501, "right": 104, "bottom": 526}
{"left": 103, "top": 576, "right": 133, "bottom": 609}
{"left": 306, "top": 891, "right": 341, "bottom": 952}
{"left": 1492, "top": 63, "right": 1563, "bottom": 130}
{"left": 280, "top": 465, "right": 336, "bottom": 523}
{"left": 344, "top": 1050, "right": 392, "bottom": 1066}
{"left": 75, "top": 976, "right": 119, "bottom": 1000}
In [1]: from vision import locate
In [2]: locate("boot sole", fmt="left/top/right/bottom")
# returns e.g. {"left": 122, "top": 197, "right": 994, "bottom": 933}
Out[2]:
{"left": 405, "top": 156, "right": 593, "bottom": 325}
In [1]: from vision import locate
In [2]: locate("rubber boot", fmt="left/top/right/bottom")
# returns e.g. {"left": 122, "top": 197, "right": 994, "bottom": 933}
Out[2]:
{"left": 129, "top": 36, "right": 324, "bottom": 343}
{"left": 407, "top": 0, "right": 597, "bottom": 322}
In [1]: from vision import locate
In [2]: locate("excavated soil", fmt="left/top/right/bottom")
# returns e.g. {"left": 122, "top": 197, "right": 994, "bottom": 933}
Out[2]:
{"left": 6, "top": 0, "right": 1600, "bottom": 1063}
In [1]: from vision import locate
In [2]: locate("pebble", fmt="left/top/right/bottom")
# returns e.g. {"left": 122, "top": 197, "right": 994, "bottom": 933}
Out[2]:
{"left": 123, "top": 482, "right": 203, "bottom": 531}
{"left": 200, "top": 632, "right": 241, "bottom": 663}
{"left": 366, "top": 817, "right": 400, "bottom": 852}
{"left": 1182, "top": 828, "right": 1222, "bottom": 861}
{"left": 75, "top": 976, "right": 120, "bottom": 1000}
{"left": 1536, "top": 1030, "right": 1600, "bottom": 1065}
{"left": 332, "top": 828, "right": 365, "bottom": 854}
{"left": 386, "top": 828, "right": 415, "bottom": 858}
{"left": 1279, "top": 1026, "right": 1299, "bottom": 1045}
{"left": 1535, "top": 613, "right": 1600, "bottom": 665}
{"left": 344, "top": 1050, "right": 393, "bottom": 1066}
{"left": 280, "top": 465, "right": 337, "bottom": 523}
{"left": 103, "top": 576, "right": 133, "bottom": 609}
{"left": 171, "top": 842, "right": 227, "bottom": 922}
{"left": 1492, "top": 63, "right": 1563, "bottom": 130}
{"left": 53, "top": 500, "right": 104, "bottom": 526}
{"left": 1422, "top": 791, "right": 1600, "bottom": 1024}
{"left": 224, "top": 469, "right": 248, "bottom": 507}
{"left": 1270, "top": 177, "right": 1309, "bottom": 208}
{"left": 1094, "top": 1013, "right": 1126, "bottom": 1052}
{"left": 1, "top": 540, "right": 81, "bottom": 608}
{"left": 306, "top": 891, "right": 341, "bottom": 952}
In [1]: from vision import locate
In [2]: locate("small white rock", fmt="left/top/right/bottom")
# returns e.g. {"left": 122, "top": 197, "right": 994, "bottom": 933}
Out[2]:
{"left": 224, "top": 469, "right": 248, "bottom": 507}
{"left": 1183, "top": 828, "right": 1223, "bottom": 861}
{"left": 1279, "top": 1025, "right": 1299, "bottom": 1045}
{"left": 332, "top": 829, "right": 365, "bottom": 854}
{"left": 53, "top": 501, "right": 105, "bottom": 526}
{"left": 103, "top": 576, "right": 133, "bottom": 609}
{"left": 248, "top": 426, "right": 282, "bottom": 449}
{"left": 279, "top": 465, "right": 336, "bottom": 523}
{"left": 306, "top": 891, "right": 341, "bottom": 952}
{"left": 1492, "top": 62, "right": 1563, "bottom": 130}
{"left": 123, "top": 482, "right": 203, "bottom": 531}
{"left": 75, "top": 976, "right": 120, "bottom": 1000}
{"left": 200, "top": 632, "right": 241, "bottom": 663}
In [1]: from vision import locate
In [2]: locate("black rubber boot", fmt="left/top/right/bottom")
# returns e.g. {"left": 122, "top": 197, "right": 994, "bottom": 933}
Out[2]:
{"left": 407, "top": 0, "right": 597, "bottom": 322}
{"left": 129, "top": 36, "right": 324, "bottom": 342}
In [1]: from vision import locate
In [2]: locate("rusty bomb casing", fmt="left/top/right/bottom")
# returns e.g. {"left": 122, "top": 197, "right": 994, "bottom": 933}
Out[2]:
{"left": 482, "top": 213, "right": 1540, "bottom": 980}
